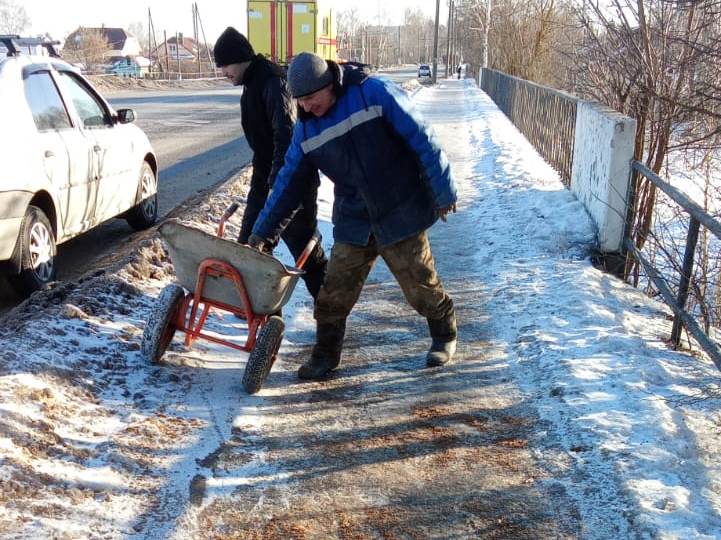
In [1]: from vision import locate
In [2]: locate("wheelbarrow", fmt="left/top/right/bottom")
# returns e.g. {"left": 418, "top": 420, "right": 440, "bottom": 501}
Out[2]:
{"left": 140, "top": 202, "right": 317, "bottom": 393}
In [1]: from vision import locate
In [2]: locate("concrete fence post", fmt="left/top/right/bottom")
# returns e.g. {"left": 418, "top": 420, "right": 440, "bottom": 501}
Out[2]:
{"left": 570, "top": 102, "right": 636, "bottom": 253}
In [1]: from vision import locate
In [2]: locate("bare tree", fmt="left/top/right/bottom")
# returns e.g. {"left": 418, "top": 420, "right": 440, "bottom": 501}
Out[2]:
{"left": 62, "top": 29, "right": 112, "bottom": 72}
{"left": 566, "top": 1, "right": 721, "bottom": 286}
{"left": 455, "top": 0, "right": 579, "bottom": 85}
{"left": 127, "top": 21, "right": 149, "bottom": 56}
{"left": 0, "top": 0, "right": 30, "bottom": 35}
{"left": 337, "top": 8, "right": 362, "bottom": 60}
{"left": 401, "top": 8, "right": 437, "bottom": 64}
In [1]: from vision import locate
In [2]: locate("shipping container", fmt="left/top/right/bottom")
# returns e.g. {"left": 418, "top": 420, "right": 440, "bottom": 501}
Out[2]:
{"left": 247, "top": 0, "right": 336, "bottom": 64}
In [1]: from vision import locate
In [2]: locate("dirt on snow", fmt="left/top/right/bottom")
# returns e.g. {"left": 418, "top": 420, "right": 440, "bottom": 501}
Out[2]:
{"left": 0, "top": 161, "right": 582, "bottom": 538}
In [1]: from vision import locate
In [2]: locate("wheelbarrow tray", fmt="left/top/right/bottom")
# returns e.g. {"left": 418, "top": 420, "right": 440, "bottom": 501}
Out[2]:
{"left": 159, "top": 220, "right": 303, "bottom": 315}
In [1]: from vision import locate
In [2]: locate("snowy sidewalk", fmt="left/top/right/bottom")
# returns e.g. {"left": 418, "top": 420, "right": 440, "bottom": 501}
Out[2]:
{"left": 164, "top": 80, "right": 721, "bottom": 538}
{"left": 2, "top": 78, "right": 721, "bottom": 539}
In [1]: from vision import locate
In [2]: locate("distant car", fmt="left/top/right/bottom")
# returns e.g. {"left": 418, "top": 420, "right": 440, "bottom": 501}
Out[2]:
{"left": 0, "top": 39, "right": 158, "bottom": 295}
{"left": 418, "top": 64, "right": 431, "bottom": 78}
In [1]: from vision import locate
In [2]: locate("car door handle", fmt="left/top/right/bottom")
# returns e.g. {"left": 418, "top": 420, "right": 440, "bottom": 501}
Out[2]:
{"left": 44, "top": 150, "right": 55, "bottom": 158}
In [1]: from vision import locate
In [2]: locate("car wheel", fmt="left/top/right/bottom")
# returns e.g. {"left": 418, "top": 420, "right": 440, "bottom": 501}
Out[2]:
{"left": 125, "top": 161, "right": 158, "bottom": 230}
{"left": 8, "top": 205, "right": 57, "bottom": 296}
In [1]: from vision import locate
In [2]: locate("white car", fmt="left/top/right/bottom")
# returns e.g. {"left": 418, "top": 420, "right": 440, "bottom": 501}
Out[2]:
{"left": 418, "top": 64, "right": 431, "bottom": 78}
{"left": 0, "top": 38, "right": 158, "bottom": 295}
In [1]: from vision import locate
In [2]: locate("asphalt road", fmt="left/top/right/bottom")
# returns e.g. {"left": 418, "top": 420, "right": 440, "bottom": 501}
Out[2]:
{"left": 377, "top": 65, "right": 422, "bottom": 84}
{"left": 0, "top": 68, "right": 420, "bottom": 312}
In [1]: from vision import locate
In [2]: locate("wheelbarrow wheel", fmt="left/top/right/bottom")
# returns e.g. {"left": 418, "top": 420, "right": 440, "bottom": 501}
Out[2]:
{"left": 141, "top": 283, "right": 186, "bottom": 364}
{"left": 242, "top": 316, "right": 285, "bottom": 394}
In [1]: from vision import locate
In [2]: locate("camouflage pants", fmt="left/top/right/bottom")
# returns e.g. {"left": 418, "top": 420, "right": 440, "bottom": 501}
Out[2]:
{"left": 314, "top": 231, "right": 454, "bottom": 325}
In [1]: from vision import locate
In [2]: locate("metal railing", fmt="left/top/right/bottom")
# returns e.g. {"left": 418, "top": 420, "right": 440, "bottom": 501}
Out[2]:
{"left": 479, "top": 68, "right": 720, "bottom": 368}
{"left": 87, "top": 71, "right": 222, "bottom": 80}
{"left": 481, "top": 68, "right": 577, "bottom": 186}
{"left": 625, "top": 161, "right": 721, "bottom": 370}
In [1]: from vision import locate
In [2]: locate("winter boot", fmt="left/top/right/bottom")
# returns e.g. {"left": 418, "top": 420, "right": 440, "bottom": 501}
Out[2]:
{"left": 426, "top": 312, "right": 457, "bottom": 367}
{"left": 298, "top": 320, "right": 346, "bottom": 379}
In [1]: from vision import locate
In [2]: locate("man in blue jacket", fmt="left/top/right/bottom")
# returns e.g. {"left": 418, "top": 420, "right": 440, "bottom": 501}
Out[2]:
{"left": 249, "top": 52, "right": 458, "bottom": 379}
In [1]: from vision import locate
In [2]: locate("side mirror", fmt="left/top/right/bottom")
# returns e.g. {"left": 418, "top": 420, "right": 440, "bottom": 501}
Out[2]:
{"left": 116, "top": 108, "right": 136, "bottom": 124}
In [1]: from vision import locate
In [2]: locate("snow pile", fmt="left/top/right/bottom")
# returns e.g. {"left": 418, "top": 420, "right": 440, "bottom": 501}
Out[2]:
{"left": 400, "top": 78, "right": 424, "bottom": 93}
{"left": 0, "top": 170, "right": 253, "bottom": 538}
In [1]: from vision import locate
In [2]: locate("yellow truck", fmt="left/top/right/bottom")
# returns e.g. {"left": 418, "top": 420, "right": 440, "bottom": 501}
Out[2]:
{"left": 247, "top": 0, "right": 336, "bottom": 64}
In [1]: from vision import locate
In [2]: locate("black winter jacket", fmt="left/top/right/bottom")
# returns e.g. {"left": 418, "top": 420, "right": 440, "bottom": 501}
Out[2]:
{"left": 240, "top": 55, "right": 294, "bottom": 186}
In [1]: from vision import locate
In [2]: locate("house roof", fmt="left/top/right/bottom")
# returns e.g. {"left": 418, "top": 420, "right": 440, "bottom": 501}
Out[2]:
{"left": 68, "top": 27, "right": 131, "bottom": 51}
{"left": 166, "top": 36, "right": 198, "bottom": 51}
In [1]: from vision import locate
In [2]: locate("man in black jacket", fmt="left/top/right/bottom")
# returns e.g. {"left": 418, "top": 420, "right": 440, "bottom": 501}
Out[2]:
{"left": 214, "top": 27, "right": 327, "bottom": 298}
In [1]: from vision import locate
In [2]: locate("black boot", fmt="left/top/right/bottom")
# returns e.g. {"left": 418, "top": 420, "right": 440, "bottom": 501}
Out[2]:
{"left": 427, "top": 312, "right": 457, "bottom": 367}
{"left": 298, "top": 320, "right": 346, "bottom": 379}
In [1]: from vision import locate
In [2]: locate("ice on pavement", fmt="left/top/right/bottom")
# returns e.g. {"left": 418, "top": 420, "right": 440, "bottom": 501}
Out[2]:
{"left": 0, "top": 78, "right": 720, "bottom": 539}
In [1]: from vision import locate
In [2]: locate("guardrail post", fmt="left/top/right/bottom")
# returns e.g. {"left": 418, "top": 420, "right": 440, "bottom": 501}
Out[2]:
{"left": 671, "top": 217, "right": 701, "bottom": 347}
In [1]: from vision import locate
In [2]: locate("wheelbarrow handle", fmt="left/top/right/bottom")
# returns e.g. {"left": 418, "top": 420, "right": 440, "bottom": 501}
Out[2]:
{"left": 295, "top": 234, "right": 319, "bottom": 270}
{"left": 217, "top": 202, "right": 241, "bottom": 238}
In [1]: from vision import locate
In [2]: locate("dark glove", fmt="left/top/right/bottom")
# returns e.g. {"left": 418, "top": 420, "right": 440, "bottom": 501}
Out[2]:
{"left": 437, "top": 203, "right": 457, "bottom": 222}
{"left": 247, "top": 233, "right": 272, "bottom": 254}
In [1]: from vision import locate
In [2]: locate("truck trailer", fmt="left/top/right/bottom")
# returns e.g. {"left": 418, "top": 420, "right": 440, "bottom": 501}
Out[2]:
{"left": 247, "top": 0, "right": 336, "bottom": 64}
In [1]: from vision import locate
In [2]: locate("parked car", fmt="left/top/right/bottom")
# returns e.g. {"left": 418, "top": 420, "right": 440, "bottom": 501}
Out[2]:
{"left": 418, "top": 64, "right": 431, "bottom": 78}
{"left": 0, "top": 38, "right": 158, "bottom": 295}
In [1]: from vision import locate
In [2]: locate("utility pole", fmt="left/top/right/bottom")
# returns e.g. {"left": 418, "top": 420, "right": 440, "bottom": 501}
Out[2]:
{"left": 195, "top": 3, "right": 217, "bottom": 76}
{"left": 164, "top": 30, "right": 170, "bottom": 74}
{"left": 445, "top": 0, "right": 453, "bottom": 78}
{"left": 175, "top": 32, "right": 181, "bottom": 80}
{"left": 483, "top": 0, "right": 491, "bottom": 69}
{"left": 148, "top": 8, "right": 162, "bottom": 75}
{"left": 450, "top": 0, "right": 458, "bottom": 76}
{"left": 398, "top": 25, "right": 401, "bottom": 65}
{"left": 431, "top": 0, "right": 441, "bottom": 83}
{"left": 193, "top": 4, "right": 201, "bottom": 77}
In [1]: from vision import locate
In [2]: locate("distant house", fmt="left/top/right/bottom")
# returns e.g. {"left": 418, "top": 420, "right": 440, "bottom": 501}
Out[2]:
{"left": 105, "top": 55, "right": 151, "bottom": 78}
{"left": 154, "top": 35, "right": 200, "bottom": 61}
{"left": 65, "top": 27, "right": 141, "bottom": 58}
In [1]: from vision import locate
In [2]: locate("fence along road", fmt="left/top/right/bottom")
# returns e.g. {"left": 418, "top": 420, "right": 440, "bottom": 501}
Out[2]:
{"left": 481, "top": 67, "right": 721, "bottom": 372}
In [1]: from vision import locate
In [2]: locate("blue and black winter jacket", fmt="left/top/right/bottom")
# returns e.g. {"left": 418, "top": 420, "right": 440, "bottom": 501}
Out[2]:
{"left": 252, "top": 61, "right": 457, "bottom": 248}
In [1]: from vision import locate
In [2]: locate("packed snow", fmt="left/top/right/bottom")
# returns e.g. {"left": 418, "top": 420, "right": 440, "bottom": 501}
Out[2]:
{"left": 0, "top": 77, "right": 720, "bottom": 539}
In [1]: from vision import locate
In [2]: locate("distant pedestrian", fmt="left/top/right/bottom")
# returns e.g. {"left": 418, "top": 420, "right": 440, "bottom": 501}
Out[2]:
{"left": 248, "top": 52, "right": 458, "bottom": 379}
{"left": 213, "top": 27, "right": 327, "bottom": 299}
{"left": 457, "top": 64, "right": 462, "bottom": 79}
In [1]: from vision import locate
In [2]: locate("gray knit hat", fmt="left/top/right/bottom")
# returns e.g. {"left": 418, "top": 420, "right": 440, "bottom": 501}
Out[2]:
{"left": 288, "top": 52, "right": 333, "bottom": 98}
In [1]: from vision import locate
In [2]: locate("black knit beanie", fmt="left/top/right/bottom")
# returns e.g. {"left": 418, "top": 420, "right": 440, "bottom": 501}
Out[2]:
{"left": 214, "top": 27, "right": 255, "bottom": 67}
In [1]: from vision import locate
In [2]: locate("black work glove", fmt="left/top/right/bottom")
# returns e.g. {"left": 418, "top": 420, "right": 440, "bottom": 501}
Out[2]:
{"left": 247, "top": 233, "right": 273, "bottom": 254}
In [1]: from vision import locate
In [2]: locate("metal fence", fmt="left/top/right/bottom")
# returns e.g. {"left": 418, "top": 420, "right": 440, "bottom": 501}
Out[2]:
{"left": 480, "top": 68, "right": 721, "bottom": 369}
{"left": 87, "top": 71, "right": 222, "bottom": 80}
{"left": 625, "top": 161, "right": 721, "bottom": 370}
{"left": 481, "top": 68, "right": 577, "bottom": 187}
